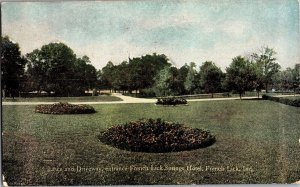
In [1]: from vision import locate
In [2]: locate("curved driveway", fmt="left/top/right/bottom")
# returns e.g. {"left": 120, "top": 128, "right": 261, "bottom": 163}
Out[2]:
{"left": 2, "top": 93, "right": 299, "bottom": 106}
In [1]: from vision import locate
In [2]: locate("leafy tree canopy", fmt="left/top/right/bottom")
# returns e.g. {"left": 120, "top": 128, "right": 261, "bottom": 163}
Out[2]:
{"left": 199, "top": 61, "right": 224, "bottom": 97}
{"left": 251, "top": 47, "right": 281, "bottom": 92}
{"left": 225, "top": 56, "right": 257, "bottom": 98}
{"left": 26, "top": 42, "right": 97, "bottom": 96}
{"left": 1, "top": 36, "right": 26, "bottom": 97}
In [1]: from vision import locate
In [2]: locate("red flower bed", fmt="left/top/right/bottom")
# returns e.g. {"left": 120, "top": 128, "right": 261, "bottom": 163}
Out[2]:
{"left": 98, "top": 118, "right": 215, "bottom": 152}
{"left": 35, "top": 102, "right": 96, "bottom": 114}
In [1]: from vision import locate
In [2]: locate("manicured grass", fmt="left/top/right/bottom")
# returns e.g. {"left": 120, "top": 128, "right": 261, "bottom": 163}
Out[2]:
{"left": 2, "top": 100, "right": 300, "bottom": 185}
{"left": 2, "top": 95, "right": 122, "bottom": 102}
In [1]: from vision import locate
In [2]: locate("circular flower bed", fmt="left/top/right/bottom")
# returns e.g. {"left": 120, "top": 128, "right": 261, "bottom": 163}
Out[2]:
{"left": 35, "top": 102, "right": 96, "bottom": 114}
{"left": 156, "top": 97, "right": 187, "bottom": 106}
{"left": 98, "top": 118, "right": 215, "bottom": 152}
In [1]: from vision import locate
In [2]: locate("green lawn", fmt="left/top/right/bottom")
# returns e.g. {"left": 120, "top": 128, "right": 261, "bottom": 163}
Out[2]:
{"left": 2, "top": 95, "right": 122, "bottom": 102}
{"left": 2, "top": 100, "right": 300, "bottom": 185}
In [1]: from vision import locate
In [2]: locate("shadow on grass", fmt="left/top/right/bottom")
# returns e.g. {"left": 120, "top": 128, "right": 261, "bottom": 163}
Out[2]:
{"left": 239, "top": 98, "right": 262, "bottom": 101}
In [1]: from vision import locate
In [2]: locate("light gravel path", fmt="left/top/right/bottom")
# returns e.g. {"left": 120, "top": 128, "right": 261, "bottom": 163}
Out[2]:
{"left": 1, "top": 93, "right": 156, "bottom": 105}
{"left": 1, "top": 93, "right": 255, "bottom": 105}
{"left": 2, "top": 175, "right": 8, "bottom": 186}
{"left": 2, "top": 93, "right": 299, "bottom": 106}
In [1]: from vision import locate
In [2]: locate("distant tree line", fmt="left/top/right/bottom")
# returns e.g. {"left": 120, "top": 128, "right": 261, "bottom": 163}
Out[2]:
{"left": 1, "top": 36, "right": 300, "bottom": 98}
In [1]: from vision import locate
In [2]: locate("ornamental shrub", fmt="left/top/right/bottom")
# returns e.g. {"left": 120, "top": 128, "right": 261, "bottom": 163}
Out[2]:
{"left": 98, "top": 118, "right": 216, "bottom": 153}
{"left": 35, "top": 102, "right": 96, "bottom": 114}
{"left": 156, "top": 97, "right": 187, "bottom": 106}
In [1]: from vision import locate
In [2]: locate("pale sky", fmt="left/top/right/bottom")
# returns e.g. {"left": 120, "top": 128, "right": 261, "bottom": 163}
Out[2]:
{"left": 2, "top": 0, "right": 299, "bottom": 70}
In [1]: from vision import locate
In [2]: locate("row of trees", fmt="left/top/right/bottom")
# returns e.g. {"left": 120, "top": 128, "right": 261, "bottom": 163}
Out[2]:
{"left": 98, "top": 57, "right": 226, "bottom": 97}
{"left": 97, "top": 53, "right": 170, "bottom": 94}
{"left": 1, "top": 36, "right": 300, "bottom": 98}
{"left": 1, "top": 36, "right": 97, "bottom": 97}
{"left": 99, "top": 48, "right": 299, "bottom": 98}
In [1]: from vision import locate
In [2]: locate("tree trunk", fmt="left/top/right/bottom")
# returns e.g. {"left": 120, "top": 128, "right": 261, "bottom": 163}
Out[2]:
{"left": 12, "top": 90, "right": 15, "bottom": 99}
{"left": 239, "top": 93, "right": 242, "bottom": 100}
{"left": 211, "top": 93, "right": 214, "bottom": 98}
{"left": 257, "top": 91, "right": 260, "bottom": 98}
{"left": 2, "top": 89, "right": 6, "bottom": 99}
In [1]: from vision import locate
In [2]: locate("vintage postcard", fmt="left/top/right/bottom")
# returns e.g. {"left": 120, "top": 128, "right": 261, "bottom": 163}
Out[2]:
{"left": 1, "top": 0, "right": 300, "bottom": 185}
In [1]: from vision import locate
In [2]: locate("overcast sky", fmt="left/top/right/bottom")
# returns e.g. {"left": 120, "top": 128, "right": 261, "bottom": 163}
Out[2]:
{"left": 2, "top": 0, "right": 299, "bottom": 70}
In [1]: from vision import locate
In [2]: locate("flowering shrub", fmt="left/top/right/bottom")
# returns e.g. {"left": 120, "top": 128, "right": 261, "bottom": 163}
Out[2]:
{"left": 98, "top": 118, "right": 215, "bottom": 152}
{"left": 156, "top": 97, "right": 187, "bottom": 106}
{"left": 35, "top": 102, "right": 96, "bottom": 114}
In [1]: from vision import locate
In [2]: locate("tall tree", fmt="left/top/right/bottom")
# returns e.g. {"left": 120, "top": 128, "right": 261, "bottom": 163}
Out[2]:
{"left": 26, "top": 42, "right": 97, "bottom": 96}
{"left": 101, "top": 61, "right": 115, "bottom": 92}
{"left": 73, "top": 55, "right": 97, "bottom": 95}
{"left": 251, "top": 47, "right": 281, "bottom": 92}
{"left": 1, "top": 36, "right": 26, "bottom": 98}
{"left": 224, "top": 56, "right": 257, "bottom": 99}
{"left": 154, "top": 66, "right": 173, "bottom": 96}
{"left": 279, "top": 68, "right": 294, "bottom": 92}
{"left": 273, "top": 66, "right": 300, "bottom": 93}
{"left": 26, "top": 42, "right": 77, "bottom": 96}
{"left": 99, "top": 53, "right": 171, "bottom": 94}
{"left": 184, "top": 62, "right": 198, "bottom": 94}
{"left": 199, "top": 61, "right": 224, "bottom": 98}
{"left": 169, "top": 66, "right": 184, "bottom": 95}
{"left": 111, "top": 61, "right": 132, "bottom": 93}
{"left": 178, "top": 63, "right": 189, "bottom": 95}
{"left": 129, "top": 53, "right": 171, "bottom": 91}
{"left": 252, "top": 62, "right": 264, "bottom": 97}
{"left": 153, "top": 66, "right": 181, "bottom": 97}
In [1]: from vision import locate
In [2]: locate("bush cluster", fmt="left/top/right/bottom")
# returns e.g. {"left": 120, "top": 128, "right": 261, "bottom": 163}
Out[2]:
{"left": 35, "top": 102, "right": 96, "bottom": 114}
{"left": 98, "top": 118, "right": 216, "bottom": 153}
{"left": 262, "top": 95, "right": 300, "bottom": 107}
{"left": 156, "top": 97, "right": 187, "bottom": 106}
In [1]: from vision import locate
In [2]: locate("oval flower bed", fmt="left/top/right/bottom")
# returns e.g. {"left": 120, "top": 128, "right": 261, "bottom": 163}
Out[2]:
{"left": 35, "top": 102, "right": 96, "bottom": 114}
{"left": 156, "top": 97, "right": 187, "bottom": 106}
{"left": 98, "top": 118, "right": 215, "bottom": 153}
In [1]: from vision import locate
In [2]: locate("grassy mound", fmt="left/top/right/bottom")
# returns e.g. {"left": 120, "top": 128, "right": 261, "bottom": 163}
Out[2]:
{"left": 98, "top": 118, "right": 215, "bottom": 153}
{"left": 156, "top": 97, "right": 187, "bottom": 106}
{"left": 35, "top": 102, "right": 96, "bottom": 114}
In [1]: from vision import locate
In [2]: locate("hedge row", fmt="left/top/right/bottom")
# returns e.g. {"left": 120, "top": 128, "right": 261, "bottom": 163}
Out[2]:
{"left": 262, "top": 95, "right": 300, "bottom": 107}
{"left": 156, "top": 97, "right": 187, "bottom": 106}
{"left": 35, "top": 102, "right": 96, "bottom": 114}
{"left": 98, "top": 118, "right": 216, "bottom": 153}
